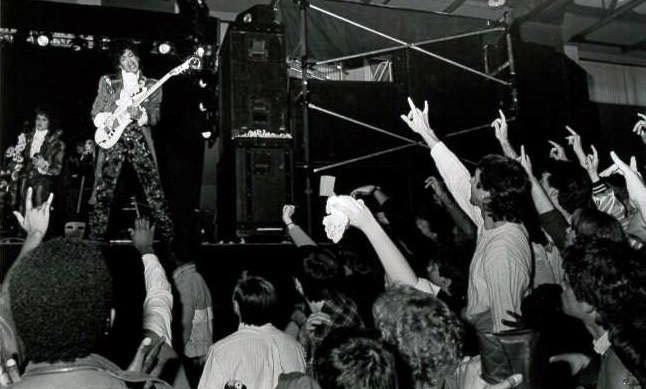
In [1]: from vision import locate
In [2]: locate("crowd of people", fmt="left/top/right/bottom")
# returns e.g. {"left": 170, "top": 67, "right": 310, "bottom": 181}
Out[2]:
{"left": 0, "top": 97, "right": 645, "bottom": 389}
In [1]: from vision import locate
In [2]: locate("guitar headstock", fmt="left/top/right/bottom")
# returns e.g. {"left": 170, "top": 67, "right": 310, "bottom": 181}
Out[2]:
{"left": 170, "top": 56, "right": 202, "bottom": 76}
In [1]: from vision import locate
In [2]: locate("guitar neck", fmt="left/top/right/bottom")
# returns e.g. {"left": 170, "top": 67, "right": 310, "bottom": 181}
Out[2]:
{"left": 133, "top": 72, "right": 174, "bottom": 106}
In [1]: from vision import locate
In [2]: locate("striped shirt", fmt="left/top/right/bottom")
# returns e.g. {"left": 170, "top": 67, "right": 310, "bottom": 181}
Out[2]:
{"left": 198, "top": 323, "right": 306, "bottom": 389}
{"left": 430, "top": 142, "right": 531, "bottom": 333}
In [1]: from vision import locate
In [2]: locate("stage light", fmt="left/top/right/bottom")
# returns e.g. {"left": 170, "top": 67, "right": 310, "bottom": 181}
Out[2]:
{"left": 201, "top": 131, "right": 212, "bottom": 139}
{"left": 98, "top": 37, "right": 110, "bottom": 51}
{"left": 158, "top": 42, "right": 172, "bottom": 55}
{"left": 198, "top": 102, "right": 207, "bottom": 112}
{"left": 487, "top": 0, "right": 506, "bottom": 7}
{"left": 71, "top": 37, "right": 86, "bottom": 52}
{"left": 195, "top": 45, "right": 205, "bottom": 57}
{"left": 36, "top": 32, "right": 51, "bottom": 47}
{"left": 198, "top": 78, "right": 208, "bottom": 88}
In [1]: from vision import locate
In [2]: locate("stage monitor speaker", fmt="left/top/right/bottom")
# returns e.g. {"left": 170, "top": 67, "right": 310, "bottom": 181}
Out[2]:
{"left": 219, "top": 24, "right": 288, "bottom": 139}
{"left": 217, "top": 140, "right": 293, "bottom": 239}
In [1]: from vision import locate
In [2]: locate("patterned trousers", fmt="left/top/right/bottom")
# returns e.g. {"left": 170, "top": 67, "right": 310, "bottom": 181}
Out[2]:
{"left": 89, "top": 126, "right": 174, "bottom": 242}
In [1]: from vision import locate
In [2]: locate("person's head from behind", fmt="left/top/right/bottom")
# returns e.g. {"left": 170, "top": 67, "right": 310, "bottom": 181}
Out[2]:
{"left": 472, "top": 154, "right": 530, "bottom": 223}
{"left": 295, "top": 247, "right": 343, "bottom": 302}
{"left": 373, "top": 285, "right": 464, "bottom": 387}
{"left": 567, "top": 207, "right": 626, "bottom": 245}
{"left": 540, "top": 161, "right": 592, "bottom": 217}
{"left": 232, "top": 275, "right": 278, "bottom": 326}
{"left": 10, "top": 238, "right": 113, "bottom": 363}
{"left": 314, "top": 329, "right": 397, "bottom": 389}
{"left": 561, "top": 237, "right": 638, "bottom": 325}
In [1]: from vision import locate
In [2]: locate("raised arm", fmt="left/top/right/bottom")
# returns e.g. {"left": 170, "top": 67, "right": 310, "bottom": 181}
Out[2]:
{"left": 401, "top": 98, "right": 484, "bottom": 227}
{"left": 492, "top": 110, "right": 518, "bottom": 159}
{"left": 283, "top": 205, "right": 317, "bottom": 247}
{"left": 130, "top": 218, "right": 173, "bottom": 345}
{"left": 332, "top": 196, "right": 419, "bottom": 288}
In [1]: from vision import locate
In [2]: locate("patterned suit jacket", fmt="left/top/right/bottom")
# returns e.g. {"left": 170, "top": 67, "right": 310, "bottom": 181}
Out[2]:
{"left": 20, "top": 129, "right": 65, "bottom": 178}
{"left": 91, "top": 73, "right": 162, "bottom": 129}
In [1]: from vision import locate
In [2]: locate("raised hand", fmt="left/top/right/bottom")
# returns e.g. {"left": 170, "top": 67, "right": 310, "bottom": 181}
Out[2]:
{"left": 631, "top": 113, "right": 646, "bottom": 139}
{"left": 304, "top": 312, "right": 332, "bottom": 332}
{"left": 328, "top": 195, "right": 376, "bottom": 231}
{"left": 565, "top": 126, "right": 586, "bottom": 167}
{"left": 491, "top": 109, "right": 509, "bottom": 143}
{"left": 282, "top": 204, "right": 295, "bottom": 225}
{"left": 350, "top": 185, "right": 378, "bottom": 198}
{"left": 584, "top": 145, "right": 600, "bottom": 182}
{"left": 548, "top": 140, "right": 568, "bottom": 161}
{"left": 13, "top": 187, "right": 53, "bottom": 237}
{"left": 519, "top": 145, "right": 533, "bottom": 176}
{"left": 401, "top": 97, "right": 439, "bottom": 147}
{"left": 129, "top": 217, "right": 155, "bottom": 255}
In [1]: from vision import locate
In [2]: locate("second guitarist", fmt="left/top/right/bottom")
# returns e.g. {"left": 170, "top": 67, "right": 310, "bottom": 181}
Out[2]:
{"left": 89, "top": 41, "right": 174, "bottom": 242}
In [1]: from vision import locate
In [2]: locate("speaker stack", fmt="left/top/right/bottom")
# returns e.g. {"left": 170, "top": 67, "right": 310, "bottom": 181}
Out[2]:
{"left": 217, "top": 5, "right": 293, "bottom": 239}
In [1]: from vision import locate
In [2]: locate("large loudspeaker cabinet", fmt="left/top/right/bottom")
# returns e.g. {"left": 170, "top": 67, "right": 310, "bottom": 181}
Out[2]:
{"left": 217, "top": 14, "right": 292, "bottom": 239}
{"left": 219, "top": 21, "right": 288, "bottom": 139}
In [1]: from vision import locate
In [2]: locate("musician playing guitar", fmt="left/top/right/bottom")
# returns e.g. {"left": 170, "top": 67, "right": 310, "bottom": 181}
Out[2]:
{"left": 89, "top": 42, "right": 174, "bottom": 242}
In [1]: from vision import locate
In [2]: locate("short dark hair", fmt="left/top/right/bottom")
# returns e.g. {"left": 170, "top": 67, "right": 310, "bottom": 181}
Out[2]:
{"left": 9, "top": 238, "right": 113, "bottom": 363}
{"left": 373, "top": 285, "right": 464, "bottom": 387}
{"left": 477, "top": 154, "right": 531, "bottom": 223}
{"left": 544, "top": 161, "right": 593, "bottom": 214}
{"left": 111, "top": 40, "right": 142, "bottom": 70}
{"left": 232, "top": 275, "right": 278, "bottom": 326}
{"left": 295, "top": 247, "right": 343, "bottom": 302}
{"left": 562, "top": 237, "right": 640, "bottom": 324}
{"left": 314, "top": 329, "right": 397, "bottom": 389}
{"left": 571, "top": 207, "right": 626, "bottom": 243}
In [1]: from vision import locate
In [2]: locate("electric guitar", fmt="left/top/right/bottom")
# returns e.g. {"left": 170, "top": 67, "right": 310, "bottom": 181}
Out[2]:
{"left": 94, "top": 56, "right": 201, "bottom": 149}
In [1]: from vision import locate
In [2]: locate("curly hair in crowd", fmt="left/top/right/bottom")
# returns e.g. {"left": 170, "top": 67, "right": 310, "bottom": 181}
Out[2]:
{"left": 232, "top": 275, "right": 278, "bottom": 326}
{"left": 562, "top": 237, "right": 643, "bottom": 324}
{"left": 477, "top": 154, "right": 531, "bottom": 223}
{"left": 544, "top": 161, "right": 593, "bottom": 215}
{"left": 610, "top": 299, "right": 646, "bottom": 387}
{"left": 571, "top": 207, "right": 627, "bottom": 243}
{"left": 373, "top": 285, "right": 464, "bottom": 388}
{"left": 314, "top": 328, "right": 397, "bottom": 389}
{"left": 295, "top": 246, "right": 344, "bottom": 302}
{"left": 9, "top": 238, "right": 113, "bottom": 363}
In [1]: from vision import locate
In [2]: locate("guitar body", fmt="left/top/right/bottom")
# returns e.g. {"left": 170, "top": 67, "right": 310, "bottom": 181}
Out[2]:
{"left": 94, "top": 110, "right": 133, "bottom": 149}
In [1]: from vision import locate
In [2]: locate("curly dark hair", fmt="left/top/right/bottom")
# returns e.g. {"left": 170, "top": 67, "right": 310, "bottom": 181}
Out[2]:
{"left": 373, "top": 285, "right": 464, "bottom": 387}
{"left": 295, "top": 246, "right": 344, "bottom": 302}
{"left": 232, "top": 275, "right": 278, "bottom": 326}
{"left": 314, "top": 328, "right": 397, "bottom": 389}
{"left": 544, "top": 161, "right": 593, "bottom": 215}
{"left": 571, "top": 207, "right": 626, "bottom": 243}
{"left": 9, "top": 238, "right": 113, "bottom": 363}
{"left": 111, "top": 40, "right": 142, "bottom": 70}
{"left": 610, "top": 299, "right": 646, "bottom": 388}
{"left": 562, "top": 237, "right": 643, "bottom": 324}
{"left": 477, "top": 154, "right": 531, "bottom": 223}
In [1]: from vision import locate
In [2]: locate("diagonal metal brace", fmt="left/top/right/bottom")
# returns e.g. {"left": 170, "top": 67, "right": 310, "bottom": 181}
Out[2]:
{"left": 309, "top": 4, "right": 511, "bottom": 86}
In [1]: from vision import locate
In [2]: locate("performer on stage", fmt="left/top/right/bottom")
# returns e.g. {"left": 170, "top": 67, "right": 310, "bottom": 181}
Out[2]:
{"left": 89, "top": 42, "right": 174, "bottom": 242}
{"left": 9, "top": 108, "right": 65, "bottom": 212}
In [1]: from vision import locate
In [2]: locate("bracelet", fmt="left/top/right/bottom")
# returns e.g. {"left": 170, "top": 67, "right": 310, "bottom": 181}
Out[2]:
{"left": 286, "top": 222, "right": 295, "bottom": 229}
